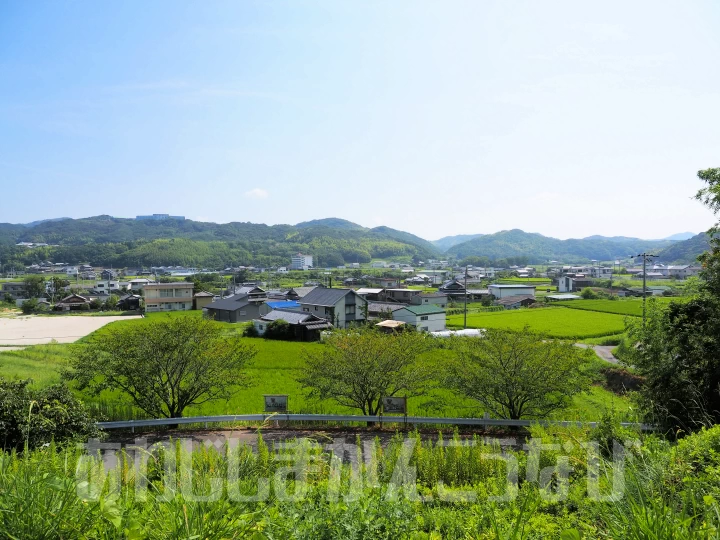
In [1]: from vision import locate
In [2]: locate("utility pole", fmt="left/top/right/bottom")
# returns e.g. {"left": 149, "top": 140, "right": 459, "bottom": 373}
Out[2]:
{"left": 634, "top": 252, "right": 657, "bottom": 325}
{"left": 463, "top": 265, "right": 468, "bottom": 329}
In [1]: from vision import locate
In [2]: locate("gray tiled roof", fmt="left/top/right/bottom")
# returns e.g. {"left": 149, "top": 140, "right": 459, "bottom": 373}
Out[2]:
{"left": 299, "top": 287, "right": 355, "bottom": 307}
{"left": 290, "top": 286, "right": 317, "bottom": 298}
{"left": 205, "top": 294, "right": 251, "bottom": 311}
{"left": 368, "top": 302, "right": 407, "bottom": 313}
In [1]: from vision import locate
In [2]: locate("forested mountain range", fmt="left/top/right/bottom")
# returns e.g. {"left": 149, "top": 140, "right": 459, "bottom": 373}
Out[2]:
{"left": 0, "top": 216, "right": 710, "bottom": 267}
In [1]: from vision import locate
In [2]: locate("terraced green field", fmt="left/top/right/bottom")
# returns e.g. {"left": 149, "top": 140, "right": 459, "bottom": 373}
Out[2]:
{"left": 555, "top": 297, "right": 679, "bottom": 317}
{"left": 447, "top": 307, "right": 627, "bottom": 339}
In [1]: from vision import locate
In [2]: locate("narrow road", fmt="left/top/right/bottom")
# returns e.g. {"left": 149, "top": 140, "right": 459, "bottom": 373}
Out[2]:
{"left": 575, "top": 344, "right": 619, "bottom": 364}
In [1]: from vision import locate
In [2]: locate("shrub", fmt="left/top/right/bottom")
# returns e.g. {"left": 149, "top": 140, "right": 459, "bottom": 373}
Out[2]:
{"left": 0, "top": 377, "right": 100, "bottom": 451}
{"left": 264, "top": 319, "right": 294, "bottom": 340}
{"left": 20, "top": 298, "right": 38, "bottom": 314}
{"left": 89, "top": 298, "right": 102, "bottom": 310}
{"left": 580, "top": 287, "right": 598, "bottom": 300}
{"left": 242, "top": 324, "right": 259, "bottom": 337}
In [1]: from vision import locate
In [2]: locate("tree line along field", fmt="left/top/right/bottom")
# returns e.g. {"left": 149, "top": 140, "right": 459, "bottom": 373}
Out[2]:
{"left": 446, "top": 306, "right": 627, "bottom": 339}
{"left": 0, "top": 315, "right": 629, "bottom": 422}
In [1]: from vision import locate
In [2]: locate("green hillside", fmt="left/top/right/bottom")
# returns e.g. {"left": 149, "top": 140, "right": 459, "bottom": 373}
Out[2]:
{"left": 0, "top": 216, "right": 438, "bottom": 268}
{"left": 656, "top": 232, "right": 711, "bottom": 263}
{"left": 447, "top": 229, "right": 674, "bottom": 262}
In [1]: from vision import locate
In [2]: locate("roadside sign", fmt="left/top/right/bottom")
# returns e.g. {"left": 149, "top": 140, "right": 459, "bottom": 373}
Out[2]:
{"left": 264, "top": 394, "right": 288, "bottom": 413}
{"left": 382, "top": 396, "right": 407, "bottom": 415}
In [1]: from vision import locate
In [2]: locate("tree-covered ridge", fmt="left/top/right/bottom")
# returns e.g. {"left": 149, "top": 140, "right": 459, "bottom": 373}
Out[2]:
{"left": 656, "top": 232, "right": 711, "bottom": 263}
{"left": 446, "top": 228, "right": 677, "bottom": 262}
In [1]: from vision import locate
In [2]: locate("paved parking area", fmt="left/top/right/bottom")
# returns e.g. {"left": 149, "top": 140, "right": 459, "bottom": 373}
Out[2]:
{"left": 0, "top": 315, "right": 141, "bottom": 345}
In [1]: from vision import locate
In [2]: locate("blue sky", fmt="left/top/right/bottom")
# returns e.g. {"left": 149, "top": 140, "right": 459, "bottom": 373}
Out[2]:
{"left": 1, "top": 0, "right": 719, "bottom": 240}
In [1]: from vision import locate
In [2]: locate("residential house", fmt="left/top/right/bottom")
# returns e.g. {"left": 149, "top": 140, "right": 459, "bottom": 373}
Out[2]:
{"left": 227, "top": 285, "right": 267, "bottom": 303}
{"left": 557, "top": 276, "right": 593, "bottom": 293}
{"left": 367, "top": 301, "right": 407, "bottom": 319}
{"left": 100, "top": 269, "right": 117, "bottom": 280}
{"left": 392, "top": 305, "right": 446, "bottom": 332}
{"left": 117, "top": 294, "right": 142, "bottom": 310}
{"left": 383, "top": 288, "right": 421, "bottom": 303}
{"left": 55, "top": 294, "right": 92, "bottom": 311}
{"left": 203, "top": 294, "right": 263, "bottom": 323}
{"left": 409, "top": 293, "right": 449, "bottom": 308}
{"left": 193, "top": 291, "right": 215, "bottom": 310}
{"left": 488, "top": 284, "right": 536, "bottom": 299}
{"left": 94, "top": 281, "right": 120, "bottom": 295}
{"left": 1, "top": 282, "right": 27, "bottom": 300}
{"left": 494, "top": 295, "right": 536, "bottom": 310}
{"left": 355, "top": 288, "right": 384, "bottom": 301}
{"left": 144, "top": 282, "right": 194, "bottom": 312}
{"left": 370, "top": 261, "right": 387, "bottom": 268}
{"left": 589, "top": 267, "right": 613, "bottom": 279}
{"left": 666, "top": 265, "right": 702, "bottom": 279}
{"left": 439, "top": 279, "right": 489, "bottom": 299}
{"left": 298, "top": 288, "right": 367, "bottom": 328}
{"left": 128, "top": 278, "right": 152, "bottom": 291}
{"left": 253, "top": 310, "right": 332, "bottom": 341}
{"left": 369, "top": 277, "right": 400, "bottom": 288}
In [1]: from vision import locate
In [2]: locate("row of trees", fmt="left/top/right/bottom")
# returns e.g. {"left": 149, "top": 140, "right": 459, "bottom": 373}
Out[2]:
{"left": 66, "top": 317, "right": 593, "bottom": 422}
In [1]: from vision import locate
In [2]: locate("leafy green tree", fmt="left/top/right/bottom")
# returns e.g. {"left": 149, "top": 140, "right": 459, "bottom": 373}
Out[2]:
{"left": 445, "top": 329, "right": 593, "bottom": 419}
{"left": 0, "top": 378, "right": 100, "bottom": 451}
{"left": 89, "top": 298, "right": 102, "bottom": 310}
{"left": 626, "top": 297, "right": 720, "bottom": 433}
{"left": 22, "top": 275, "right": 46, "bottom": 298}
{"left": 105, "top": 294, "right": 119, "bottom": 310}
{"left": 67, "top": 317, "right": 257, "bottom": 419}
{"left": 298, "top": 328, "right": 433, "bottom": 416}
{"left": 626, "top": 167, "right": 720, "bottom": 432}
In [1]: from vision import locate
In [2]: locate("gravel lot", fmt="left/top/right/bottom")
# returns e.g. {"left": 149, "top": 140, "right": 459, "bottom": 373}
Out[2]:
{"left": 0, "top": 315, "right": 141, "bottom": 345}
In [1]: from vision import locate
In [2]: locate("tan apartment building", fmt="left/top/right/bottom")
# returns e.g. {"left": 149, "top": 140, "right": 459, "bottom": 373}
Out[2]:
{"left": 144, "top": 282, "right": 194, "bottom": 312}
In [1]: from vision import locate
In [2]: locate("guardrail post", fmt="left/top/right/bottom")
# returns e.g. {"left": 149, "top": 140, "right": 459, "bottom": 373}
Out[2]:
{"left": 483, "top": 412, "right": 489, "bottom": 429}
{"left": 131, "top": 420, "right": 135, "bottom": 434}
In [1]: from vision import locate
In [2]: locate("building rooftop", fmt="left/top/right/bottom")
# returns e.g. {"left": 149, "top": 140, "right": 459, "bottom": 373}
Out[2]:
{"left": 397, "top": 304, "right": 446, "bottom": 315}
{"left": 300, "top": 287, "right": 357, "bottom": 307}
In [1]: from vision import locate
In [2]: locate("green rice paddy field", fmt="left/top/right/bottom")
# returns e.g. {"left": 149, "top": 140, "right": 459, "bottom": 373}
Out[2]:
{"left": 554, "top": 297, "right": 679, "bottom": 317}
{"left": 0, "top": 313, "right": 629, "bottom": 422}
{"left": 447, "top": 306, "right": 628, "bottom": 338}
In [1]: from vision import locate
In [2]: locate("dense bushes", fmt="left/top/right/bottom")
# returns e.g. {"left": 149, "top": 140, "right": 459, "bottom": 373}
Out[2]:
{"left": 0, "top": 378, "right": 100, "bottom": 451}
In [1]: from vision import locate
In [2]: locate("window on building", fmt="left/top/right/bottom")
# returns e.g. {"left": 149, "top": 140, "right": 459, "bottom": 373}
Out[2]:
{"left": 345, "top": 305, "right": 355, "bottom": 315}
{"left": 420, "top": 315, "right": 428, "bottom": 321}
{"left": 239, "top": 311, "right": 246, "bottom": 315}
{"left": 160, "top": 289, "right": 174, "bottom": 298}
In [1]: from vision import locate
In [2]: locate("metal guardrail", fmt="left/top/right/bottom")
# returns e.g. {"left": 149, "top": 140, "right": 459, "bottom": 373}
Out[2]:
{"left": 97, "top": 414, "right": 656, "bottom": 432}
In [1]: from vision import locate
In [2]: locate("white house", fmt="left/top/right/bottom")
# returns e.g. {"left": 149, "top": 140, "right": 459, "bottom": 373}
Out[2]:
{"left": 488, "top": 284, "right": 536, "bottom": 299}
{"left": 392, "top": 305, "right": 446, "bottom": 332}
{"left": 370, "top": 261, "right": 387, "bottom": 268}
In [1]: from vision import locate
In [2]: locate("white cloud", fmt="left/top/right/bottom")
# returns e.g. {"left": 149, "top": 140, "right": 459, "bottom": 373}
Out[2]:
{"left": 244, "top": 188, "right": 269, "bottom": 200}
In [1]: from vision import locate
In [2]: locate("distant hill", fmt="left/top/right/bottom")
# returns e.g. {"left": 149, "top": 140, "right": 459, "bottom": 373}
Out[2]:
{"left": 432, "top": 234, "right": 484, "bottom": 251}
{"left": 0, "top": 215, "right": 438, "bottom": 268}
{"left": 582, "top": 235, "right": 644, "bottom": 243}
{"left": 23, "top": 217, "right": 72, "bottom": 227}
{"left": 447, "top": 229, "right": 674, "bottom": 262}
{"left": 369, "top": 226, "right": 440, "bottom": 257}
{"left": 662, "top": 232, "right": 697, "bottom": 241}
{"left": 295, "top": 218, "right": 366, "bottom": 231}
{"left": 657, "top": 232, "right": 711, "bottom": 263}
